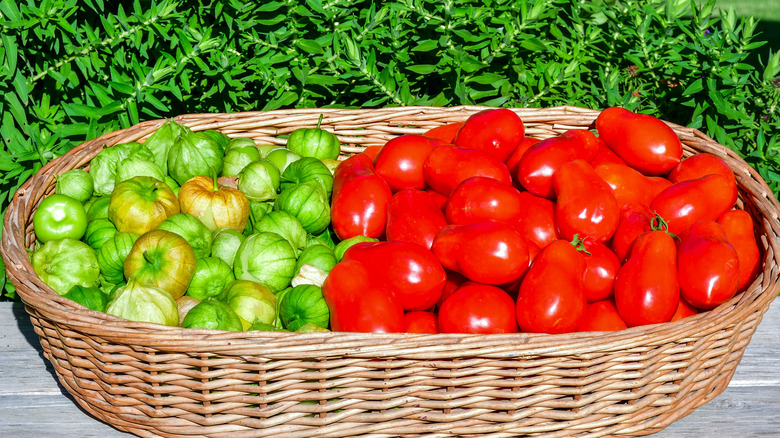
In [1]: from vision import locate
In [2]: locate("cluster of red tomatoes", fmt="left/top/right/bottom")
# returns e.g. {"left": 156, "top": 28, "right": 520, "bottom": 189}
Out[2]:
{"left": 321, "top": 107, "right": 762, "bottom": 335}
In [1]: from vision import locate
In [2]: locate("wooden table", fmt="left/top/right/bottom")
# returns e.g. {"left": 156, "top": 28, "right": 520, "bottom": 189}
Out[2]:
{"left": 2, "top": 299, "right": 779, "bottom": 437}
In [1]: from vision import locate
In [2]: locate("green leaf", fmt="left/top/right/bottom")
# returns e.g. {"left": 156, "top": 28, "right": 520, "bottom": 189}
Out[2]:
{"left": 412, "top": 40, "right": 438, "bottom": 52}
{"left": 406, "top": 64, "right": 436, "bottom": 75}
{"left": 295, "top": 39, "right": 324, "bottom": 55}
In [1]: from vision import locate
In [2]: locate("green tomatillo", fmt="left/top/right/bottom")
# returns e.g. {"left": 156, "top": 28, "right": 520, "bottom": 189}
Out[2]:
{"left": 286, "top": 114, "right": 341, "bottom": 160}
{"left": 33, "top": 194, "right": 88, "bottom": 243}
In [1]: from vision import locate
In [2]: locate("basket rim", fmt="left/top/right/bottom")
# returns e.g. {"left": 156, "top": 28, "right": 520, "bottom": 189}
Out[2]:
{"left": 3, "top": 105, "right": 780, "bottom": 358}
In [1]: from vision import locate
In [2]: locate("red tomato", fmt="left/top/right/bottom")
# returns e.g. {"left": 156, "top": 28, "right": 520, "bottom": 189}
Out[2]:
{"left": 331, "top": 154, "right": 393, "bottom": 240}
{"left": 514, "top": 191, "right": 559, "bottom": 249}
{"left": 436, "top": 269, "right": 469, "bottom": 309}
{"left": 553, "top": 159, "right": 619, "bottom": 243}
{"left": 425, "top": 188, "right": 448, "bottom": 210}
{"left": 650, "top": 174, "right": 736, "bottom": 236}
{"left": 444, "top": 176, "right": 525, "bottom": 226}
{"left": 516, "top": 240, "right": 588, "bottom": 334}
{"left": 590, "top": 138, "right": 627, "bottom": 166}
{"left": 423, "top": 145, "right": 512, "bottom": 196}
{"left": 677, "top": 220, "right": 740, "bottom": 309}
{"left": 595, "top": 107, "right": 683, "bottom": 175}
{"left": 424, "top": 122, "right": 463, "bottom": 143}
{"left": 614, "top": 230, "right": 679, "bottom": 327}
{"left": 432, "top": 221, "right": 529, "bottom": 285}
{"left": 403, "top": 311, "right": 439, "bottom": 334}
{"left": 718, "top": 209, "right": 761, "bottom": 291}
{"left": 504, "top": 136, "right": 540, "bottom": 177}
{"left": 322, "top": 260, "right": 404, "bottom": 333}
{"left": 516, "top": 129, "right": 600, "bottom": 199}
{"left": 594, "top": 162, "right": 672, "bottom": 209}
{"left": 668, "top": 153, "right": 738, "bottom": 208}
{"left": 343, "top": 241, "right": 446, "bottom": 312}
{"left": 386, "top": 188, "right": 448, "bottom": 250}
{"left": 438, "top": 283, "right": 518, "bottom": 334}
{"left": 581, "top": 239, "right": 621, "bottom": 303}
{"left": 373, "top": 135, "right": 439, "bottom": 192}
{"left": 610, "top": 203, "right": 655, "bottom": 263}
{"left": 577, "top": 300, "right": 628, "bottom": 332}
{"left": 671, "top": 298, "right": 700, "bottom": 322}
{"left": 453, "top": 108, "right": 525, "bottom": 162}
{"left": 361, "top": 145, "right": 383, "bottom": 161}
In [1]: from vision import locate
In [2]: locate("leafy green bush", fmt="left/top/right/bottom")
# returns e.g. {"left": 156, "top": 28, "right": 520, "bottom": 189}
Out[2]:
{"left": 1, "top": 0, "right": 779, "bottom": 300}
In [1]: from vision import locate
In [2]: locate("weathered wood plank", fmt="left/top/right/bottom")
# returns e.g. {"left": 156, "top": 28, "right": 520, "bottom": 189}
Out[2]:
{"left": 1, "top": 299, "right": 778, "bottom": 437}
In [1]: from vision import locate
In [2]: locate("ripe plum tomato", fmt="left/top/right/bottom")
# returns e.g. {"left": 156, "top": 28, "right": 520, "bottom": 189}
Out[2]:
{"left": 424, "top": 122, "right": 462, "bottom": 143}
{"left": 444, "top": 177, "right": 525, "bottom": 226}
{"left": 718, "top": 209, "right": 761, "bottom": 292}
{"left": 577, "top": 300, "right": 628, "bottom": 332}
{"left": 581, "top": 239, "right": 620, "bottom": 303}
{"left": 373, "top": 134, "right": 439, "bottom": 192}
{"left": 504, "top": 136, "right": 540, "bottom": 176}
{"left": 676, "top": 220, "right": 740, "bottom": 310}
{"left": 331, "top": 154, "right": 392, "bottom": 240}
{"left": 516, "top": 240, "right": 587, "bottom": 334}
{"left": 453, "top": 108, "right": 525, "bottom": 162}
{"left": 594, "top": 163, "right": 671, "bottom": 209}
{"left": 432, "top": 221, "right": 529, "bottom": 285}
{"left": 342, "top": 241, "right": 446, "bottom": 312}
{"left": 667, "top": 153, "right": 738, "bottom": 208}
{"left": 590, "top": 138, "right": 627, "bottom": 166}
{"left": 553, "top": 159, "right": 619, "bottom": 243}
{"left": 514, "top": 191, "right": 559, "bottom": 249}
{"left": 614, "top": 230, "right": 679, "bottom": 327}
{"left": 595, "top": 107, "right": 682, "bottom": 175}
{"left": 438, "top": 283, "right": 518, "bottom": 334}
{"left": 321, "top": 259, "right": 404, "bottom": 333}
{"left": 671, "top": 298, "right": 700, "bottom": 322}
{"left": 361, "top": 145, "right": 383, "bottom": 161}
{"left": 423, "top": 145, "right": 512, "bottom": 196}
{"left": 516, "top": 129, "right": 599, "bottom": 199}
{"left": 650, "top": 174, "right": 736, "bottom": 236}
{"left": 403, "top": 311, "right": 439, "bottom": 334}
{"left": 386, "top": 188, "right": 448, "bottom": 250}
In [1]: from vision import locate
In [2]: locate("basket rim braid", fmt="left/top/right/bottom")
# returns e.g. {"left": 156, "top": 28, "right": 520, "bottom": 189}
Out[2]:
{"left": 2, "top": 105, "right": 779, "bottom": 438}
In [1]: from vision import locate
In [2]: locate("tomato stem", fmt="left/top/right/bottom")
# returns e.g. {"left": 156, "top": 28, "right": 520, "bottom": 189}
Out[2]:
{"left": 569, "top": 234, "right": 591, "bottom": 255}
{"left": 650, "top": 213, "right": 678, "bottom": 239}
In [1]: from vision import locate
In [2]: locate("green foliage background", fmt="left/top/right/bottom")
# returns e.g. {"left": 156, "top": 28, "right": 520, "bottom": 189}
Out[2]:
{"left": 1, "top": 0, "right": 779, "bottom": 299}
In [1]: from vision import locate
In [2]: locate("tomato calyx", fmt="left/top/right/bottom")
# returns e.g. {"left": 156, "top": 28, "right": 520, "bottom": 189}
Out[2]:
{"left": 569, "top": 234, "right": 592, "bottom": 255}
{"left": 650, "top": 213, "right": 677, "bottom": 239}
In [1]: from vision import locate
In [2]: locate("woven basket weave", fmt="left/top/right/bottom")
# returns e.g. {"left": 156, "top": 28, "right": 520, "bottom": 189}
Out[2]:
{"left": 2, "top": 106, "right": 779, "bottom": 438}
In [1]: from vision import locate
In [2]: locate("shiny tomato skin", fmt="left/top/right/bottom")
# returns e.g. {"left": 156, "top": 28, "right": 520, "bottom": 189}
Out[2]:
{"left": 589, "top": 138, "right": 627, "bottom": 166}
{"left": 650, "top": 174, "right": 736, "bottom": 236}
{"left": 553, "top": 159, "right": 619, "bottom": 243}
{"left": 453, "top": 108, "right": 525, "bottom": 162}
{"left": 581, "top": 239, "right": 621, "bottom": 303}
{"left": 595, "top": 107, "right": 682, "bottom": 175}
{"left": 342, "top": 241, "right": 446, "bottom": 312}
{"left": 516, "top": 129, "right": 600, "bottom": 199}
{"left": 403, "top": 311, "right": 439, "bottom": 333}
{"left": 718, "top": 209, "right": 761, "bottom": 292}
{"left": 594, "top": 163, "right": 672, "bottom": 209}
{"left": 614, "top": 231, "right": 679, "bottom": 327}
{"left": 432, "top": 221, "right": 529, "bottom": 285}
{"left": 516, "top": 240, "right": 588, "bottom": 334}
{"left": 668, "top": 153, "right": 738, "bottom": 208}
{"left": 321, "top": 259, "right": 404, "bottom": 333}
{"left": 386, "top": 188, "right": 448, "bottom": 250}
{"left": 438, "top": 283, "right": 518, "bottom": 334}
{"left": 423, "top": 145, "right": 512, "bottom": 197}
{"left": 676, "top": 220, "right": 740, "bottom": 310}
{"left": 611, "top": 203, "right": 655, "bottom": 263}
{"left": 671, "top": 298, "right": 700, "bottom": 322}
{"left": 577, "top": 300, "right": 628, "bottom": 332}
{"left": 514, "top": 191, "right": 559, "bottom": 249}
{"left": 505, "top": 136, "right": 540, "bottom": 177}
{"left": 424, "top": 122, "right": 463, "bottom": 143}
{"left": 374, "top": 135, "right": 439, "bottom": 192}
{"left": 331, "top": 154, "right": 393, "bottom": 240}
{"left": 444, "top": 176, "right": 525, "bottom": 226}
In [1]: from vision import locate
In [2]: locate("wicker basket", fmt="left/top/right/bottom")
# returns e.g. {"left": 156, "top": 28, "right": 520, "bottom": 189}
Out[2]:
{"left": 2, "top": 106, "right": 779, "bottom": 438}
